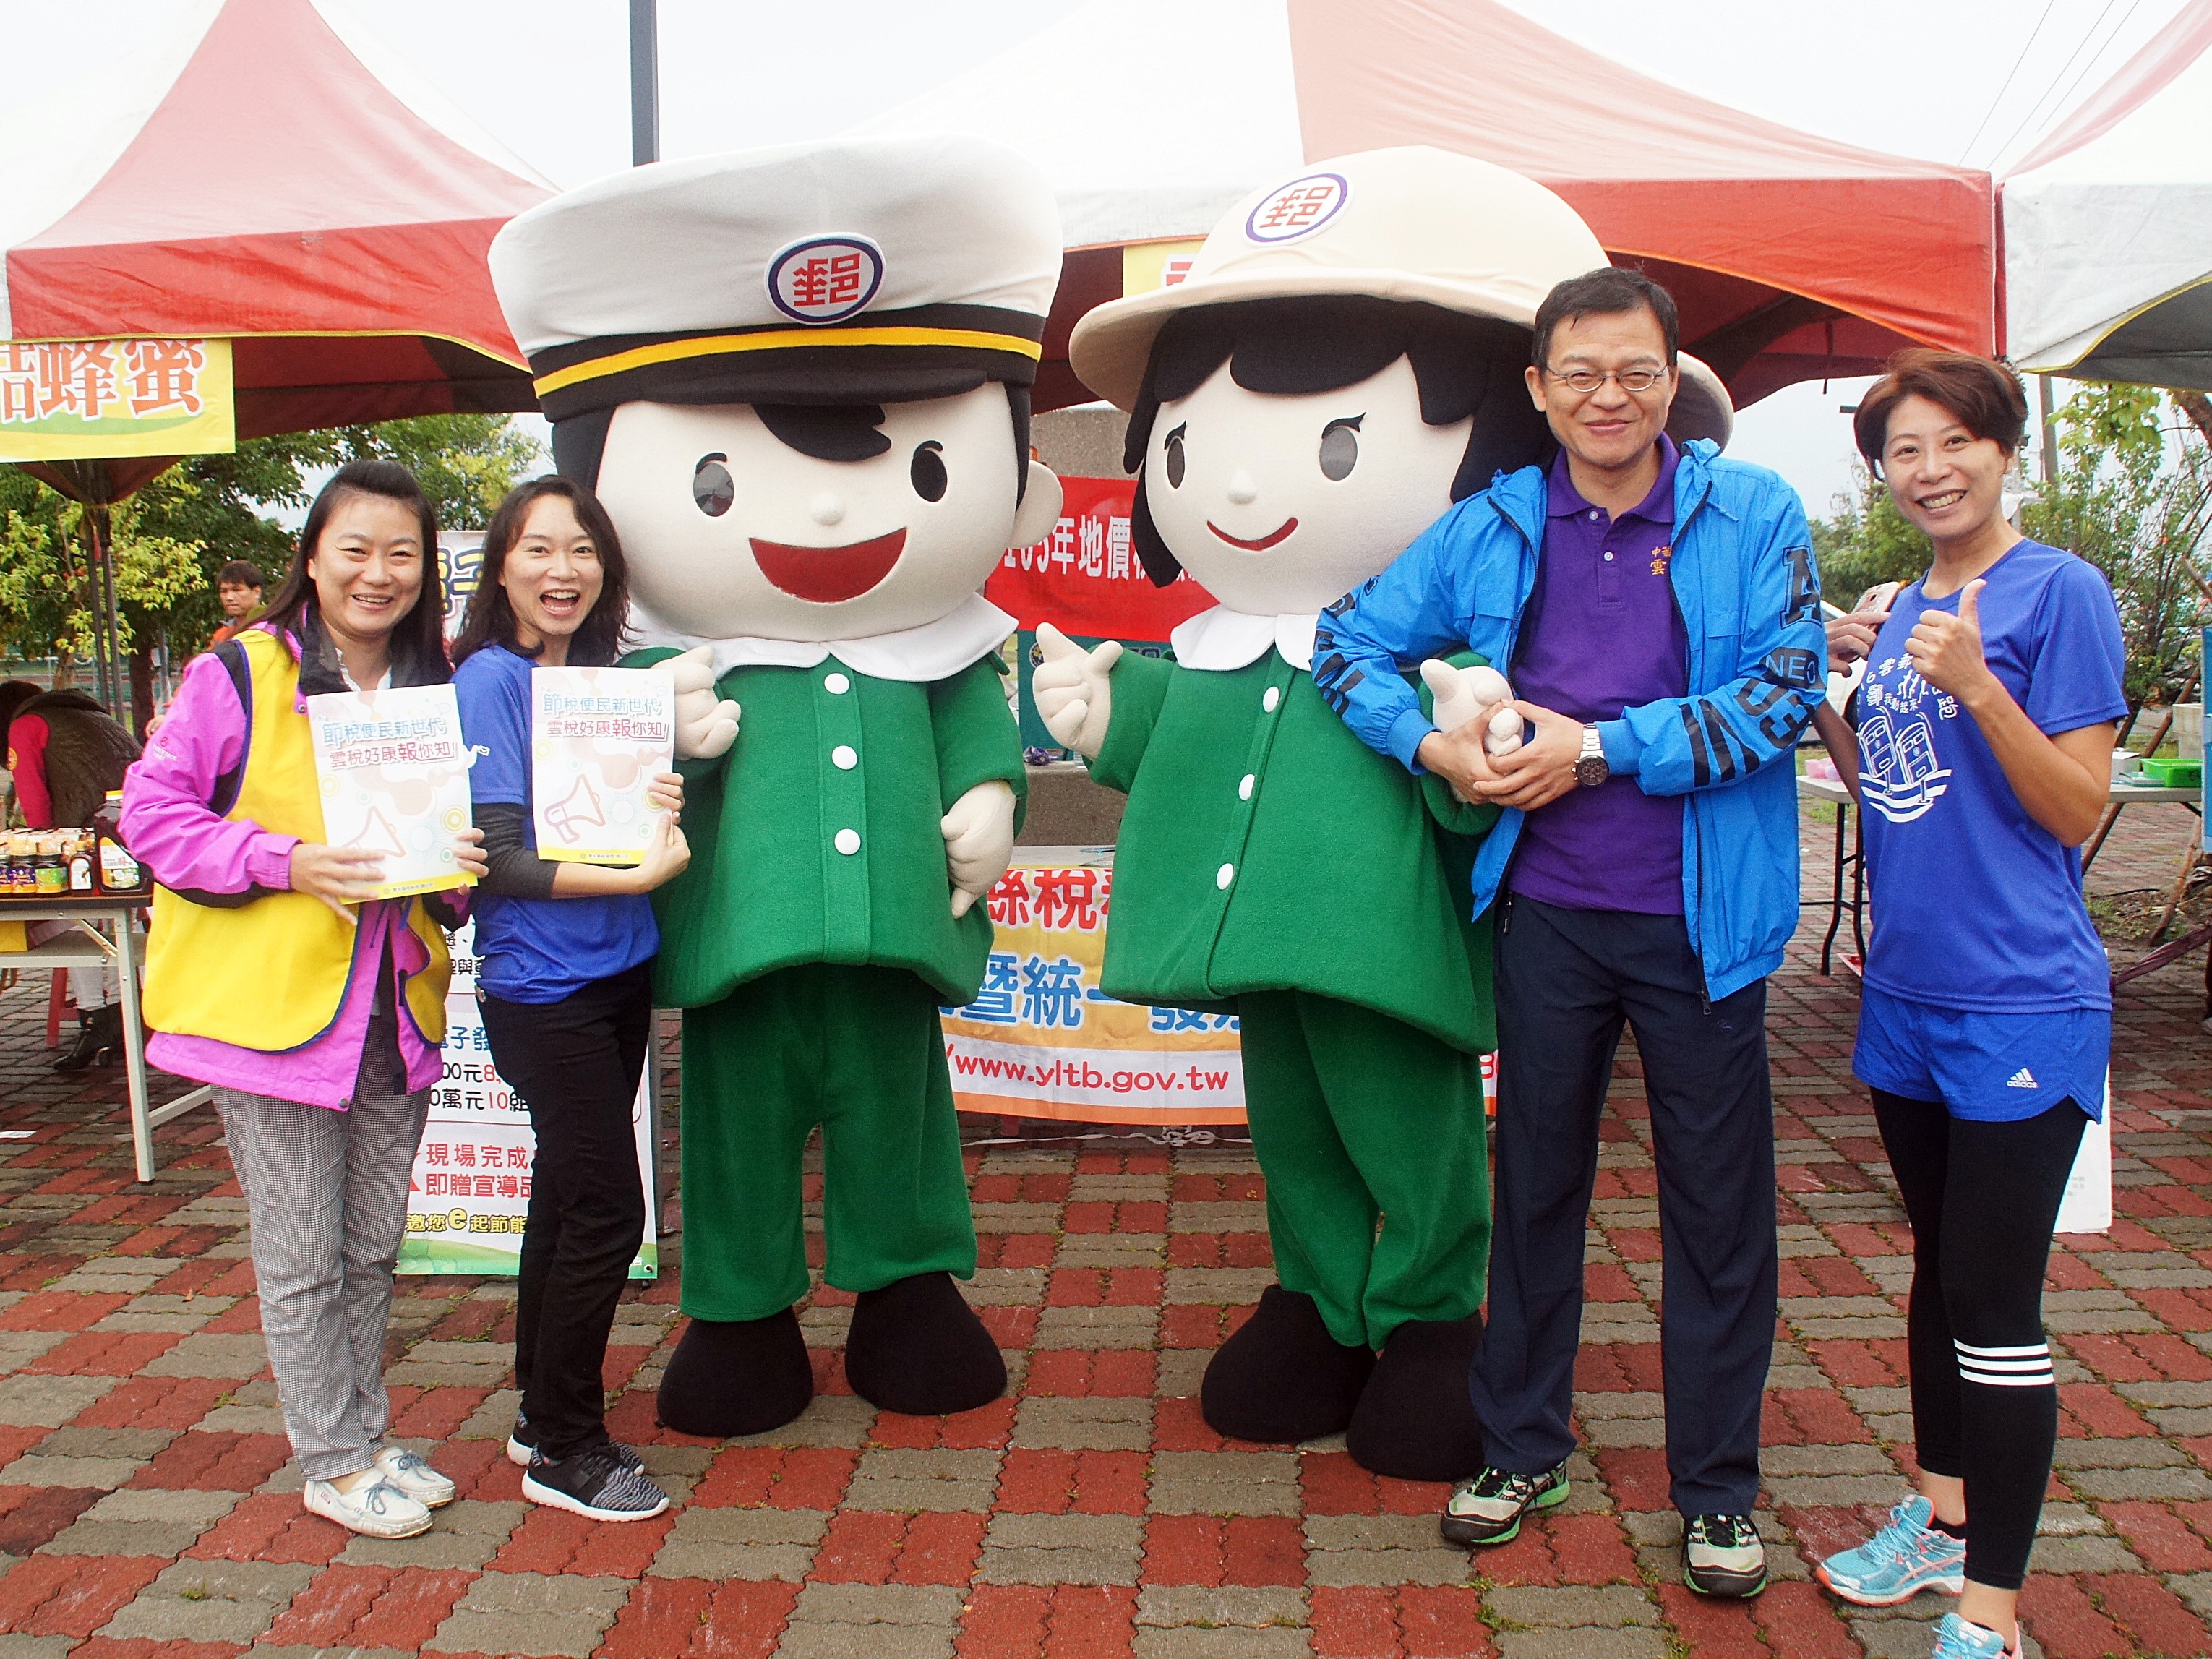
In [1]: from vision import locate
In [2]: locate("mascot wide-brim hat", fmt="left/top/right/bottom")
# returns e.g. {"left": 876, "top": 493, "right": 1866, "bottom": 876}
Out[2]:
{"left": 1071, "top": 146, "right": 1732, "bottom": 447}
{"left": 489, "top": 134, "right": 1062, "bottom": 424}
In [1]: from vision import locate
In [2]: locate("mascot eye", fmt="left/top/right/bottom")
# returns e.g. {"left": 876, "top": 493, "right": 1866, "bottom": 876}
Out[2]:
{"left": 1163, "top": 423, "right": 1187, "bottom": 489}
{"left": 1319, "top": 416, "right": 1363, "bottom": 481}
{"left": 693, "top": 453, "right": 734, "bottom": 517}
{"left": 910, "top": 441, "right": 948, "bottom": 502}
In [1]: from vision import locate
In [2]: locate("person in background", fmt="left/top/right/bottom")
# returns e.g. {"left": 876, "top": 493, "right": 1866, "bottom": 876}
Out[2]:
{"left": 0, "top": 679, "right": 142, "bottom": 1068}
{"left": 1808, "top": 352, "right": 2122, "bottom": 1659}
{"left": 451, "top": 476, "right": 690, "bottom": 1522}
{"left": 1313, "top": 267, "right": 1825, "bottom": 1599}
{"left": 124, "top": 459, "right": 488, "bottom": 1541}
{"left": 210, "top": 560, "right": 266, "bottom": 648}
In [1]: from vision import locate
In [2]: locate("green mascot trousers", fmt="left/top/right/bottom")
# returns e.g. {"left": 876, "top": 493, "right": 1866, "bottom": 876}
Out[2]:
{"left": 677, "top": 962, "right": 978, "bottom": 1322}
{"left": 1236, "top": 990, "right": 1491, "bottom": 1351}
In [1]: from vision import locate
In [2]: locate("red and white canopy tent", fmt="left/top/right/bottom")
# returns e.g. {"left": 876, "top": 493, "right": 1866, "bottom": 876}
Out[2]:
{"left": 2002, "top": 0, "right": 2212, "bottom": 390}
{"left": 854, "top": 0, "right": 1997, "bottom": 413}
{"left": 0, "top": 0, "right": 553, "bottom": 713}
{"left": 0, "top": 0, "right": 552, "bottom": 486}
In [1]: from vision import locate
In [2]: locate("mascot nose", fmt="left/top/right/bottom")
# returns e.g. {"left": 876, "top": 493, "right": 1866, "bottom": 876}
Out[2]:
{"left": 1226, "top": 471, "right": 1259, "bottom": 505}
{"left": 809, "top": 492, "right": 846, "bottom": 527}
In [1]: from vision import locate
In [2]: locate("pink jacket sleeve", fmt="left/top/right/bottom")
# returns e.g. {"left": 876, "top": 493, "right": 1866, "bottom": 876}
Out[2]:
{"left": 120, "top": 648, "right": 299, "bottom": 896}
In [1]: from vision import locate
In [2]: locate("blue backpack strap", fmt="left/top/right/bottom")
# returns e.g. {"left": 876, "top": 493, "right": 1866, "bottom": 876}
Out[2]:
{"left": 208, "top": 638, "right": 253, "bottom": 818}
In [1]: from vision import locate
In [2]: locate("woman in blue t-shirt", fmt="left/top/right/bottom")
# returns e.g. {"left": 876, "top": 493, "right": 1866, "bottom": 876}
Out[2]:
{"left": 1809, "top": 353, "right": 2125, "bottom": 1659}
{"left": 452, "top": 476, "right": 691, "bottom": 1522}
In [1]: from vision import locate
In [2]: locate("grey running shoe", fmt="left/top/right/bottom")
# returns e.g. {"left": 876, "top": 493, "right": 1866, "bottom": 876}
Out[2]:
{"left": 521, "top": 1442, "right": 669, "bottom": 1522}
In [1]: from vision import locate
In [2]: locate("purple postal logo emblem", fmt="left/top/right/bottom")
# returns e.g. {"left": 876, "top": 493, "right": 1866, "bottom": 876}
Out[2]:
{"left": 768, "top": 235, "right": 885, "bottom": 325}
{"left": 1245, "top": 173, "right": 1350, "bottom": 245}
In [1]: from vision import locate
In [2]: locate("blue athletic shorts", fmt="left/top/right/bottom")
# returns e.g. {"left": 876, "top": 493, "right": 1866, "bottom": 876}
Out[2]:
{"left": 1853, "top": 985, "right": 2106, "bottom": 1123}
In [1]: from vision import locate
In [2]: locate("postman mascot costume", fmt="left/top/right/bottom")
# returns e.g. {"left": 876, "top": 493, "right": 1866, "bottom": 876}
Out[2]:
{"left": 489, "top": 136, "right": 1063, "bottom": 1434}
{"left": 1034, "top": 147, "right": 1729, "bottom": 1479}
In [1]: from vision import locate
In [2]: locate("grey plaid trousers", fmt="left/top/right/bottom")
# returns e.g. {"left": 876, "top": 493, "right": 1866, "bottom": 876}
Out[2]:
{"left": 215, "top": 1011, "right": 430, "bottom": 1482}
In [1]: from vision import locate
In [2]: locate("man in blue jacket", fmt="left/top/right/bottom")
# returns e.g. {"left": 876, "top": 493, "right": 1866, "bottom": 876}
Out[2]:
{"left": 1313, "top": 267, "right": 1823, "bottom": 1600}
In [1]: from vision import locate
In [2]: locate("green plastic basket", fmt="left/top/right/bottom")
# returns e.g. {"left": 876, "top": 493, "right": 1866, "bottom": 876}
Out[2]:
{"left": 2141, "top": 755, "right": 2203, "bottom": 788}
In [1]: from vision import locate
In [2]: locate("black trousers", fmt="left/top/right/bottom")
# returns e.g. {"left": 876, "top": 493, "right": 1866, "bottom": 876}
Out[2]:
{"left": 1873, "top": 1089, "right": 2085, "bottom": 1591}
{"left": 1475, "top": 895, "right": 1778, "bottom": 1515}
{"left": 480, "top": 962, "right": 653, "bottom": 1459}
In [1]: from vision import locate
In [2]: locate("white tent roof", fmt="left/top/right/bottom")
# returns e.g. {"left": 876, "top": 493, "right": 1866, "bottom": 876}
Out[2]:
{"left": 2004, "top": 0, "right": 2212, "bottom": 387}
{"left": 848, "top": 0, "right": 1301, "bottom": 248}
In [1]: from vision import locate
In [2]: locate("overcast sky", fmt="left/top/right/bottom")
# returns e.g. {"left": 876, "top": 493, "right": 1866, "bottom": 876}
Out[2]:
{"left": 22, "top": 0, "right": 2192, "bottom": 516}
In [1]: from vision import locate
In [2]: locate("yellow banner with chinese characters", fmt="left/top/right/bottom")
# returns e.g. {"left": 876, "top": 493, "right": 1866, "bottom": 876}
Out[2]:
{"left": 0, "top": 338, "right": 235, "bottom": 460}
{"left": 943, "top": 846, "right": 1247, "bottom": 1126}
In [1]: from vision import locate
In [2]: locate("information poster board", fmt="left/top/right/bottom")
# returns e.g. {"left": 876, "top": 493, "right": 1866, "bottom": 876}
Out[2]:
{"left": 398, "top": 922, "right": 657, "bottom": 1277}
{"left": 943, "top": 848, "right": 1246, "bottom": 1126}
{"left": 530, "top": 666, "right": 676, "bottom": 864}
{"left": 2055, "top": 1074, "right": 2115, "bottom": 1235}
{"left": 306, "top": 685, "right": 474, "bottom": 900}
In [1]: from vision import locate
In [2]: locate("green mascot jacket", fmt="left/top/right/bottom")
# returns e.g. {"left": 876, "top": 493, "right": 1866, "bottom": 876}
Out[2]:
{"left": 627, "top": 648, "right": 1025, "bottom": 1006}
{"left": 1088, "top": 641, "right": 1498, "bottom": 1052}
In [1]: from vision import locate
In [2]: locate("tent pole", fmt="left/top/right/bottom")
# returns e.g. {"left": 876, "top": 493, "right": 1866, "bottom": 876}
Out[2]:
{"left": 90, "top": 502, "right": 124, "bottom": 722}
{"left": 2039, "top": 374, "right": 2059, "bottom": 487}
{"left": 629, "top": 0, "right": 659, "bottom": 167}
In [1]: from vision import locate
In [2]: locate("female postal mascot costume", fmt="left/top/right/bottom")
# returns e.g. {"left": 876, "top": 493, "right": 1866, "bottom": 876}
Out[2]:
{"left": 488, "top": 137, "right": 1063, "bottom": 1435}
{"left": 1034, "top": 149, "right": 1731, "bottom": 1479}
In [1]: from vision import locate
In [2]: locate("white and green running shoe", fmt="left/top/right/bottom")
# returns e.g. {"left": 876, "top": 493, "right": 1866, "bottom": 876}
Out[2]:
{"left": 1439, "top": 1461, "right": 1570, "bottom": 1546}
{"left": 1684, "top": 1512, "right": 1767, "bottom": 1598}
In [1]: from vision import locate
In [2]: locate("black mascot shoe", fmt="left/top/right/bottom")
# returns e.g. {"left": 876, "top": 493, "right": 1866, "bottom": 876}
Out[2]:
{"left": 1345, "top": 1313, "right": 1486, "bottom": 1481}
{"left": 1201, "top": 1284, "right": 1376, "bottom": 1445}
{"left": 844, "top": 1272, "right": 1006, "bottom": 1416}
{"left": 656, "top": 1306, "right": 814, "bottom": 1438}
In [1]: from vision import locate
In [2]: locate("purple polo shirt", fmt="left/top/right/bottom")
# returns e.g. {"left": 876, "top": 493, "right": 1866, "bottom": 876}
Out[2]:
{"left": 1507, "top": 438, "right": 1687, "bottom": 914}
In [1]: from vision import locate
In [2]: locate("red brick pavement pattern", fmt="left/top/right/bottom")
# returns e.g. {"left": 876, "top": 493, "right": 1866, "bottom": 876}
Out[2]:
{"left": 0, "top": 807, "right": 2200, "bottom": 1655}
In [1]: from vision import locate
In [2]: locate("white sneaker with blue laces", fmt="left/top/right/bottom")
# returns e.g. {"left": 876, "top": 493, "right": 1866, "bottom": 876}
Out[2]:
{"left": 373, "top": 1445, "right": 455, "bottom": 1509}
{"left": 1930, "top": 1611, "right": 2020, "bottom": 1658}
{"left": 1816, "top": 1494, "right": 1967, "bottom": 1605}
{"left": 302, "top": 1474, "right": 432, "bottom": 1539}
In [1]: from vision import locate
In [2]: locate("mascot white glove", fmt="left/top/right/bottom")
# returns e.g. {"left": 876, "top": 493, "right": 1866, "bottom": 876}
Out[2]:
{"left": 1032, "top": 623, "right": 1123, "bottom": 760}
{"left": 1420, "top": 661, "right": 1525, "bottom": 759}
{"left": 942, "top": 779, "right": 1016, "bottom": 919}
{"left": 657, "top": 644, "right": 741, "bottom": 760}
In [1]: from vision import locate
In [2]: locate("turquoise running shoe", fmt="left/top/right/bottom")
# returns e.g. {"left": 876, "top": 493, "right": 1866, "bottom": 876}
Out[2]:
{"left": 1816, "top": 1494, "right": 1967, "bottom": 1606}
{"left": 1930, "top": 1611, "right": 2018, "bottom": 1658}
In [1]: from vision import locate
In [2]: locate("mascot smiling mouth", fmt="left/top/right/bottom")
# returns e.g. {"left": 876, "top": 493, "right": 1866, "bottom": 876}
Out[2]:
{"left": 1207, "top": 518, "right": 1299, "bottom": 552}
{"left": 750, "top": 528, "right": 906, "bottom": 604}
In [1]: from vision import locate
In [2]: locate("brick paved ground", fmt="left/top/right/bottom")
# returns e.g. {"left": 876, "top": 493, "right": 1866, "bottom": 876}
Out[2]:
{"left": 0, "top": 805, "right": 2201, "bottom": 1659}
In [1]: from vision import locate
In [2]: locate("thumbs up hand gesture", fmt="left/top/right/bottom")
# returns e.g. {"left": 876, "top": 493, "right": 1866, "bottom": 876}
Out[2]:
{"left": 1904, "top": 578, "right": 1996, "bottom": 703}
{"left": 1032, "top": 622, "right": 1123, "bottom": 759}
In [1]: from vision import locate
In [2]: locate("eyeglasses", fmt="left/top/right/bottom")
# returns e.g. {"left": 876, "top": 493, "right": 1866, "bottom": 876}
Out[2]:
{"left": 1541, "top": 365, "right": 1673, "bottom": 396}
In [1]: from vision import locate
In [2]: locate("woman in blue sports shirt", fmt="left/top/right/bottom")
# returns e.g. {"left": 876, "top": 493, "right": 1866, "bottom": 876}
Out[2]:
{"left": 451, "top": 476, "right": 690, "bottom": 1523}
{"left": 1809, "top": 351, "right": 2125, "bottom": 1659}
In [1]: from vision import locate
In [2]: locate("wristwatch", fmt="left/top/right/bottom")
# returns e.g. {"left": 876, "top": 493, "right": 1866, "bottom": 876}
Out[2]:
{"left": 1574, "top": 724, "right": 1610, "bottom": 788}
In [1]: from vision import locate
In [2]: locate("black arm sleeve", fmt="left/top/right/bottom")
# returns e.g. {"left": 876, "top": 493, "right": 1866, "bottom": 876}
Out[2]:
{"left": 472, "top": 802, "right": 559, "bottom": 901}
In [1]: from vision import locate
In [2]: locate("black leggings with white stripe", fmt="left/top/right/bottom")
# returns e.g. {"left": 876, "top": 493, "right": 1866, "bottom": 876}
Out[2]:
{"left": 1872, "top": 1090, "right": 2089, "bottom": 1591}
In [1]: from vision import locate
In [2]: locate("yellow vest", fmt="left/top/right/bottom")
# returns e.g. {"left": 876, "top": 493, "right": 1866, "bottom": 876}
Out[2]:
{"left": 145, "top": 628, "right": 450, "bottom": 1050}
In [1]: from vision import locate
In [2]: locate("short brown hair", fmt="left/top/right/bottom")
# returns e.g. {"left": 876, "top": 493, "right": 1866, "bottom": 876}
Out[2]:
{"left": 1854, "top": 349, "right": 2028, "bottom": 474}
{"left": 215, "top": 560, "right": 263, "bottom": 589}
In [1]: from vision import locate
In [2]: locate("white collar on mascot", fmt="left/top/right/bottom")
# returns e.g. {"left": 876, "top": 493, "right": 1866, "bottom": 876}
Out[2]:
{"left": 1169, "top": 606, "right": 1319, "bottom": 673}
{"left": 628, "top": 591, "right": 1016, "bottom": 684}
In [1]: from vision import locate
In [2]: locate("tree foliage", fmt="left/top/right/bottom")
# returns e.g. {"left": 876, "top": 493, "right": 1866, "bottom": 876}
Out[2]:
{"left": 0, "top": 414, "right": 541, "bottom": 712}
{"left": 2023, "top": 383, "right": 2208, "bottom": 713}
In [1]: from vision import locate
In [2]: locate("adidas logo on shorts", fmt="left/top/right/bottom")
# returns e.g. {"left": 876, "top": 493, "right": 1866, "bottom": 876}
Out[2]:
{"left": 2006, "top": 1068, "right": 2038, "bottom": 1089}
